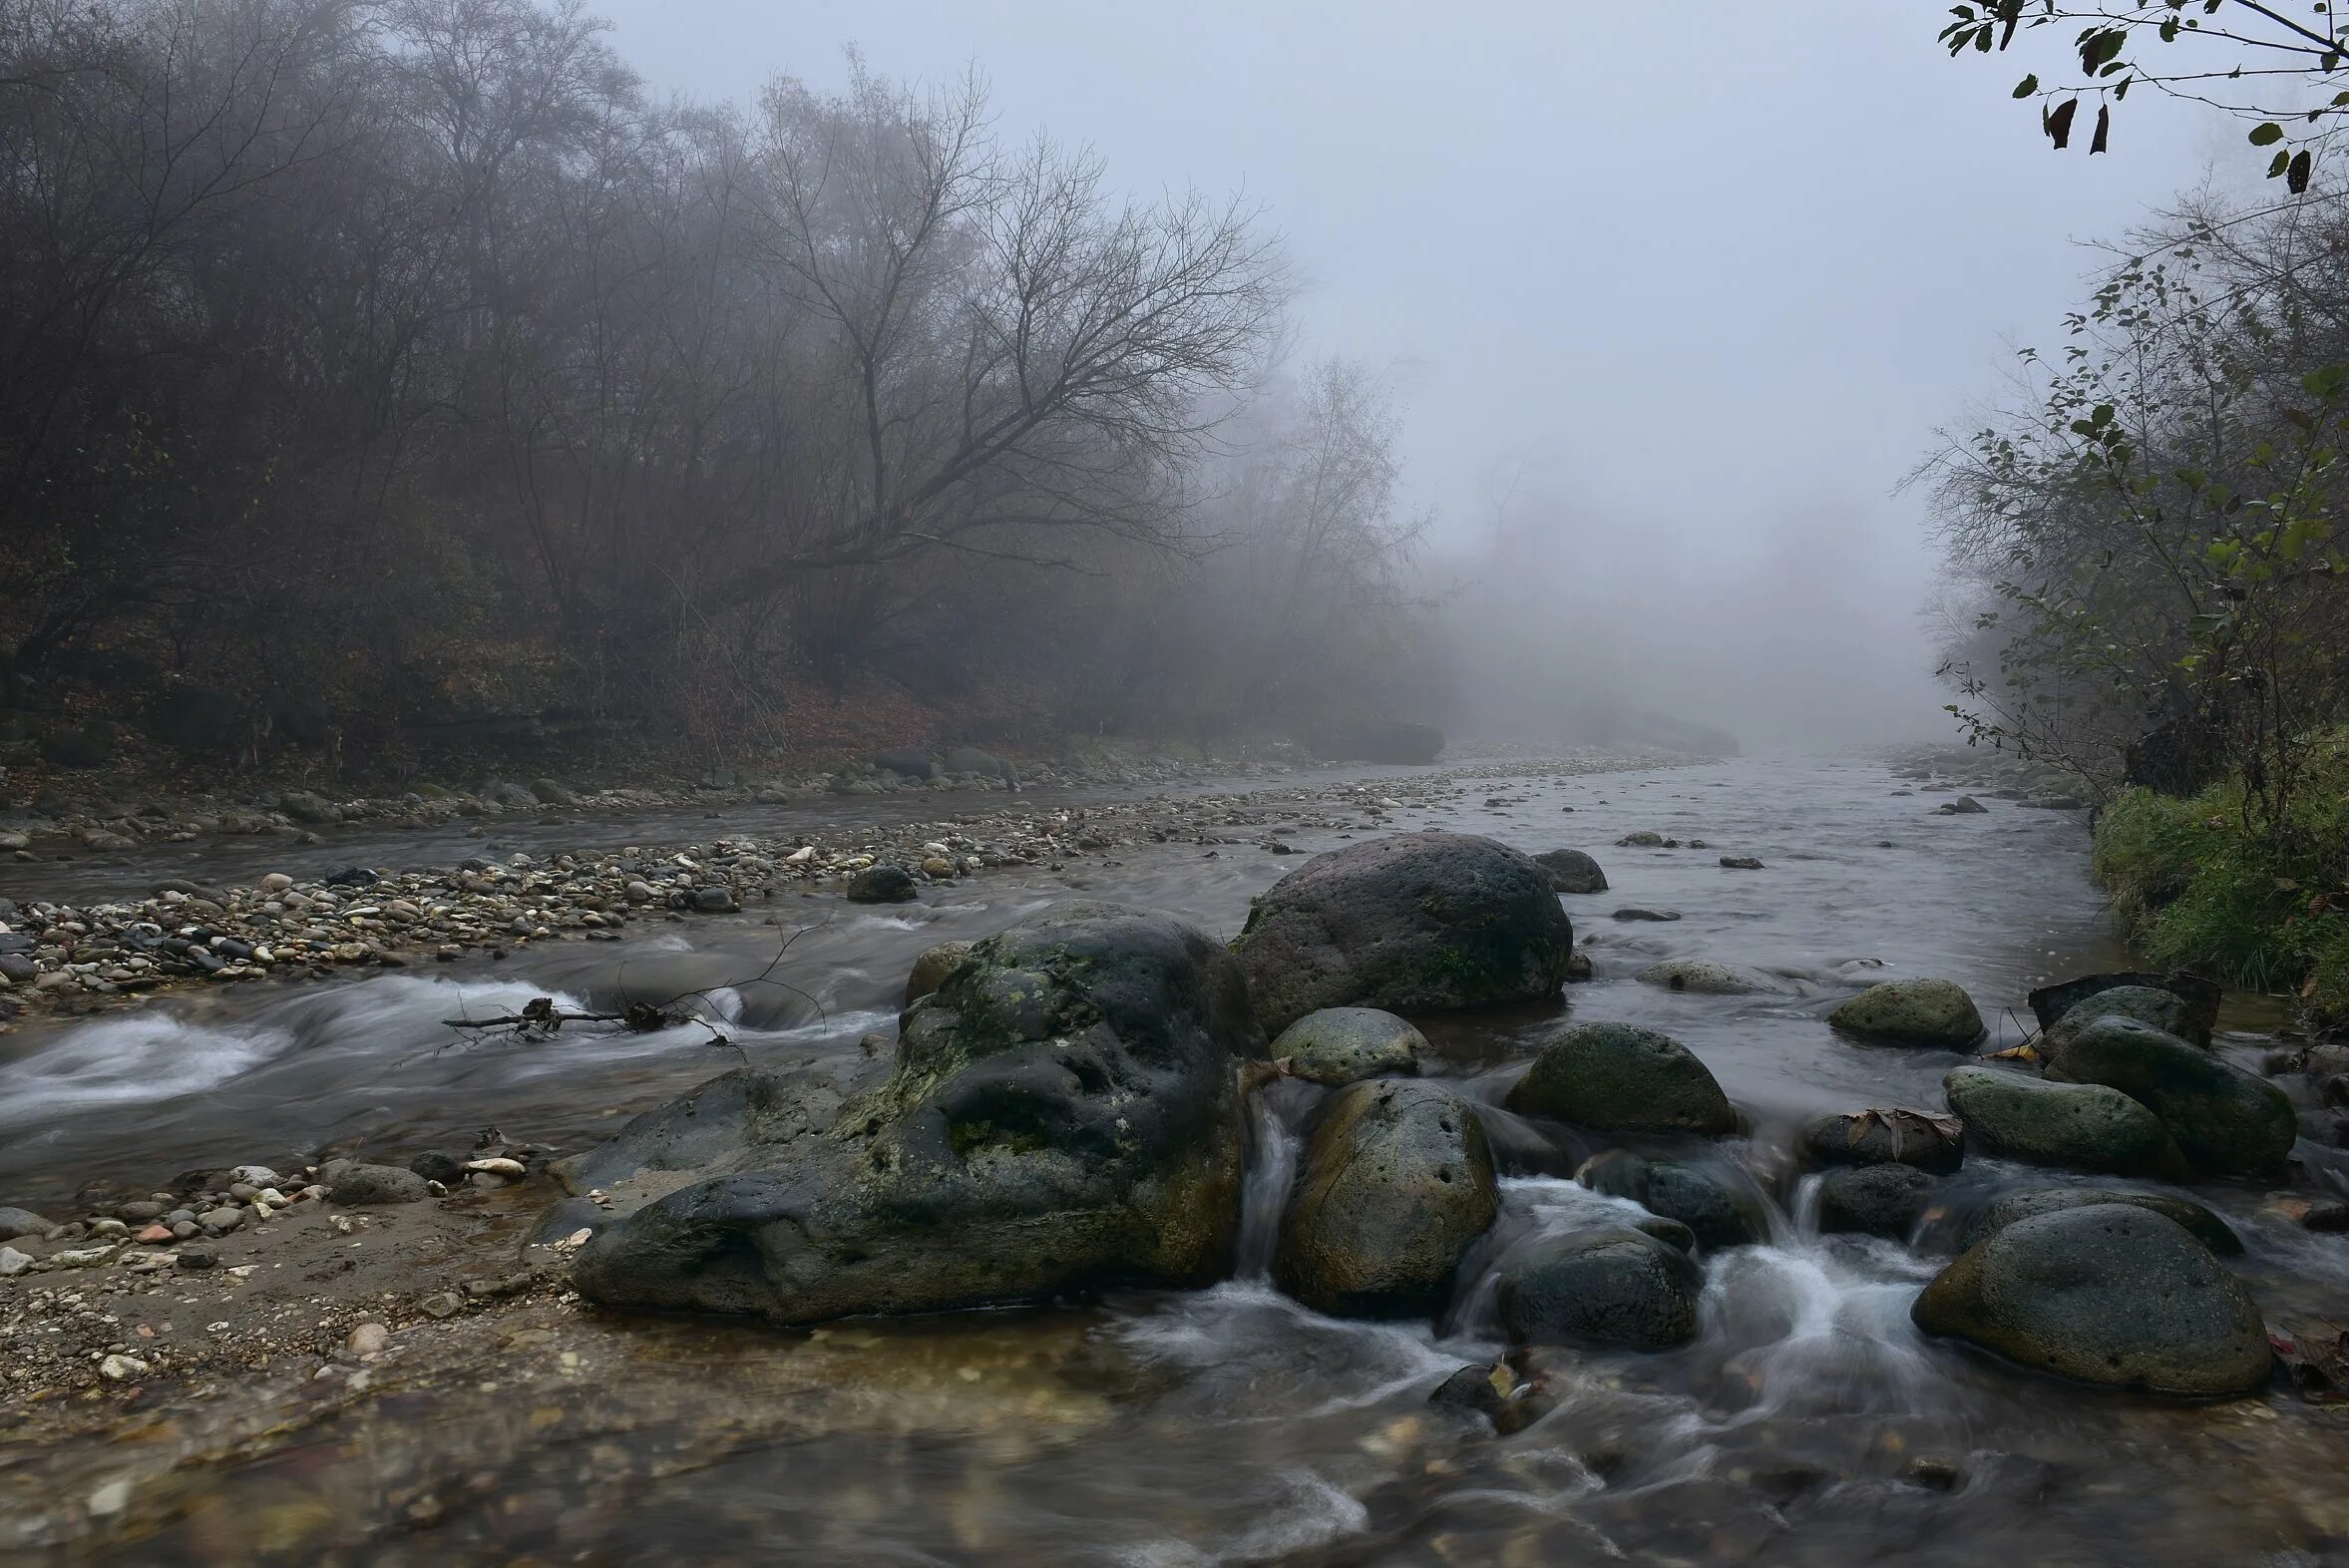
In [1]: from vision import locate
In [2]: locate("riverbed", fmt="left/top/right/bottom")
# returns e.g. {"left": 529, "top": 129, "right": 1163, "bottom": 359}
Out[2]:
{"left": 4, "top": 752, "right": 2345, "bottom": 1566}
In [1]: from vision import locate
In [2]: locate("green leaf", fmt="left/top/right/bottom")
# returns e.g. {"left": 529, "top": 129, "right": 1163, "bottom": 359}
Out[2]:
{"left": 2249, "top": 122, "right": 2285, "bottom": 147}
{"left": 2289, "top": 149, "right": 2313, "bottom": 195}
{"left": 2013, "top": 73, "right": 2040, "bottom": 98}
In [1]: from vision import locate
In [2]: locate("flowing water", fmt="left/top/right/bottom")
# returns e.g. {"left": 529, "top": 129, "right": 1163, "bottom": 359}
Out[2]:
{"left": 6, "top": 754, "right": 2349, "bottom": 1565}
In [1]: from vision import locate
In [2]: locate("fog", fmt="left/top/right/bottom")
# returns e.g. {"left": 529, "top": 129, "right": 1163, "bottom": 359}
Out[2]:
{"left": 588, "top": 0, "right": 2240, "bottom": 750}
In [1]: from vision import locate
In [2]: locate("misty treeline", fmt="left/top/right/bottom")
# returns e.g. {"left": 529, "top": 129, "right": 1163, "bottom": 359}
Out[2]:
{"left": 0, "top": 0, "right": 1440, "bottom": 772}
{"left": 1923, "top": 177, "right": 2349, "bottom": 837}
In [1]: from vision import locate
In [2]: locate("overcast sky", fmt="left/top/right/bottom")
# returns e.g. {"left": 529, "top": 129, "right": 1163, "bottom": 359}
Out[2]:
{"left": 591, "top": 0, "right": 2246, "bottom": 746}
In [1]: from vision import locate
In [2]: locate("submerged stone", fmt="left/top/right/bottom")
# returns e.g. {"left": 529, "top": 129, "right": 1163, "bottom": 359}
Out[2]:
{"left": 1828, "top": 979, "right": 1985, "bottom": 1049}
{"left": 1497, "top": 1229, "right": 1702, "bottom": 1351}
{"left": 1505, "top": 1021, "right": 1734, "bottom": 1135}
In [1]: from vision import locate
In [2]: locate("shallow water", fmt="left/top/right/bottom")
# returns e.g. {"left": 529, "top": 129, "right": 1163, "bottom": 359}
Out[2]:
{"left": 9, "top": 753, "right": 2349, "bottom": 1566}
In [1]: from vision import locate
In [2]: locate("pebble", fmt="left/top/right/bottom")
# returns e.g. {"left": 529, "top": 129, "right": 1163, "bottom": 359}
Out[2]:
{"left": 419, "top": 1292, "right": 463, "bottom": 1320}
{"left": 0, "top": 1245, "right": 31, "bottom": 1277}
{"left": 346, "top": 1322, "right": 389, "bottom": 1357}
{"left": 465, "top": 1157, "right": 527, "bottom": 1177}
{"left": 97, "top": 1354, "right": 148, "bottom": 1381}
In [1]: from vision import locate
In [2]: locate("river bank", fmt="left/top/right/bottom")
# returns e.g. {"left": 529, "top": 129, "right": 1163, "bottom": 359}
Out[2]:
{"left": 8, "top": 748, "right": 2342, "bottom": 1566}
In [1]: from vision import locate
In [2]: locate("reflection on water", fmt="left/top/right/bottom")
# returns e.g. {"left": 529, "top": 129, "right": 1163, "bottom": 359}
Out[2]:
{"left": 11, "top": 755, "right": 2349, "bottom": 1565}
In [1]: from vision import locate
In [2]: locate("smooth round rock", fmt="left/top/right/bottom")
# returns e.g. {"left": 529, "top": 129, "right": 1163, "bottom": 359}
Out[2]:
{"left": 1497, "top": 1229, "right": 1703, "bottom": 1350}
{"left": 1270, "top": 1007, "right": 1425, "bottom": 1086}
{"left": 1275, "top": 1079, "right": 1498, "bottom": 1318}
{"left": 2047, "top": 985, "right": 2205, "bottom": 1051}
{"left": 904, "top": 941, "right": 975, "bottom": 1008}
{"left": 1944, "top": 1065, "right": 2185, "bottom": 1177}
{"left": 1955, "top": 1185, "right": 2243, "bottom": 1257}
{"left": 1232, "top": 832, "right": 1576, "bottom": 1036}
{"left": 1533, "top": 849, "right": 1607, "bottom": 894}
{"left": 1505, "top": 1022, "right": 1734, "bottom": 1135}
{"left": 846, "top": 865, "right": 919, "bottom": 904}
{"left": 1828, "top": 980, "right": 1985, "bottom": 1049}
{"left": 1912, "top": 1204, "right": 2271, "bottom": 1397}
{"left": 321, "top": 1159, "right": 431, "bottom": 1206}
{"left": 2040, "top": 1016, "right": 2295, "bottom": 1179}
{"left": 1815, "top": 1164, "right": 1935, "bottom": 1239}
{"left": 1575, "top": 1149, "right": 1766, "bottom": 1250}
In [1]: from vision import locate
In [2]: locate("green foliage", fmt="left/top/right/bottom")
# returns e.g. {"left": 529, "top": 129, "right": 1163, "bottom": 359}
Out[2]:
{"left": 1939, "top": 2, "right": 2347, "bottom": 189}
{"left": 2092, "top": 730, "right": 2349, "bottom": 1016}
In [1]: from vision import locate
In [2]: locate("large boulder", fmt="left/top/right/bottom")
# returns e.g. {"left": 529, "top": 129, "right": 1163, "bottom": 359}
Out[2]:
{"left": 1504, "top": 1022, "right": 1734, "bottom": 1136}
{"left": 570, "top": 905, "right": 1261, "bottom": 1323}
{"left": 2039, "top": 1016, "right": 2295, "bottom": 1179}
{"left": 1496, "top": 1229, "right": 1702, "bottom": 1350}
{"left": 1799, "top": 1108, "right": 1964, "bottom": 1173}
{"left": 847, "top": 864, "right": 920, "bottom": 904}
{"left": 1533, "top": 849, "right": 1607, "bottom": 895}
{"left": 321, "top": 1160, "right": 430, "bottom": 1206}
{"left": 1943, "top": 1064, "right": 2185, "bottom": 1178}
{"left": 2045, "top": 984, "right": 2209, "bottom": 1051}
{"left": 1912, "top": 1204, "right": 2271, "bottom": 1397}
{"left": 1274, "top": 1079, "right": 1498, "bottom": 1318}
{"left": 1574, "top": 1149, "right": 1766, "bottom": 1250}
{"left": 2028, "top": 971, "right": 2218, "bottom": 1046}
{"left": 1269, "top": 1007, "right": 1425, "bottom": 1086}
{"left": 1232, "top": 832, "right": 1576, "bottom": 1036}
{"left": 1954, "top": 1185, "right": 2242, "bottom": 1257}
{"left": 1828, "top": 979, "right": 1985, "bottom": 1048}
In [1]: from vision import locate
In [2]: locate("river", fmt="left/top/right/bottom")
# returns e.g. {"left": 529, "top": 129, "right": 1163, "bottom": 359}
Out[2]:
{"left": 4, "top": 752, "right": 2346, "bottom": 1565}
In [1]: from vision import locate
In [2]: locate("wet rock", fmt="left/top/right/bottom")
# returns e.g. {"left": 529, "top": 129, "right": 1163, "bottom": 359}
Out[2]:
{"left": 556, "top": 1062, "right": 868, "bottom": 1194}
{"left": 1933, "top": 795, "right": 1988, "bottom": 815}
{"left": 2039, "top": 1016, "right": 2295, "bottom": 1179}
{"left": 1799, "top": 1108, "right": 1964, "bottom": 1173}
{"left": 0, "top": 1207, "right": 52, "bottom": 1242}
{"left": 1635, "top": 957, "right": 1795, "bottom": 996}
{"left": 1815, "top": 1164, "right": 1935, "bottom": 1239}
{"left": 176, "top": 1246, "right": 217, "bottom": 1271}
{"left": 1496, "top": 1228, "right": 1702, "bottom": 1350}
{"left": 2046, "top": 984, "right": 2210, "bottom": 1051}
{"left": 322, "top": 1159, "right": 431, "bottom": 1206}
{"left": 346, "top": 1322, "right": 388, "bottom": 1357}
{"left": 1427, "top": 1361, "right": 1547, "bottom": 1433}
{"left": 689, "top": 886, "right": 737, "bottom": 914}
{"left": 1943, "top": 1064, "right": 2185, "bottom": 1178}
{"left": 1275, "top": 1079, "right": 1498, "bottom": 1317}
{"left": 1954, "top": 1185, "right": 2243, "bottom": 1256}
{"left": 573, "top": 904, "right": 1259, "bottom": 1323}
{"left": 1828, "top": 979, "right": 1985, "bottom": 1049}
{"left": 1232, "top": 832, "right": 1575, "bottom": 1036}
{"left": 1719, "top": 855, "right": 1764, "bottom": 870}
{"left": 277, "top": 790, "right": 339, "bottom": 825}
{"left": 419, "top": 1291, "right": 463, "bottom": 1319}
{"left": 1612, "top": 908, "right": 1680, "bottom": 922}
{"left": 905, "top": 940, "right": 976, "bottom": 1008}
{"left": 1533, "top": 848, "right": 1607, "bottom": 894}
{"left": 408, "top": 1151, "right": 468, "bottom": 1186}
{"left": 2028, "top": 971, "right": 2218, "bottom": 1046}
{"left": 1616, "top": 830, "right": 1665, "bottom": 847}
{"left": 528, "top": 777, "right": 581, "bottom": 806}
{"left": 1575, "top": 1149, "right": 1766, "bottom": 1249}
{"left": 197, "top": 1206, "right": 245, "bottom": 1236}
{"left": 1269, "top": 1006, "right": 1425, "bottom": 1085}
{"left": 846, "top": 864, "right": 919, "bottom": 905}
{"left": 98, "top": 1354, "right": 148, "bottom": 1381}
{"left": 1912, "top": 1204, "right": 2271, "bottom": 1397}
{"left": 1505, "top": 1021, "right": 1734, "bottom": 1135}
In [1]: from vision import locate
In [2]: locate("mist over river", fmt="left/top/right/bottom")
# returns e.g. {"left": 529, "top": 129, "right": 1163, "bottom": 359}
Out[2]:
{"left": 4, "top": 753, "right": 2345, "bottom": 1566}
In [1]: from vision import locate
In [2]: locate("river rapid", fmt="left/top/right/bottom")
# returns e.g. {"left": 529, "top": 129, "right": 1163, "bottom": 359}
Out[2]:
{"left": 4, "top": 752, "right": 2347, "bottom": 1566}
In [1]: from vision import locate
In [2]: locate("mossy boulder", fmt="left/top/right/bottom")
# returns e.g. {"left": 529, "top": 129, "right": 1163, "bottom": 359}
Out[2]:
{"left": 1954, "top": 1185, "right": 2242, "bottom": 1256}
{"left": 571, "top": 904, "right": 1261, "bottom": 1323}
{"left": 2046, "top": 985, "right": 2206, "bottom": 1051}
{"left": 1504, "top": 1021, "right": 1734, "bottom": 1135}
{"left": 1233, "top": 832, "right": 1576, "bottom": 1036}
{"left": 2028, "top": 971, "right": 2218, "bottom": 1046}
{"left": 1496, "top": 1229, "right": 1702, "bottom": 1350}
{"left": 1913, "top": 1204, "right": 2271, "bottom": 1397}
{"left": 1943, "top": 1064, "right": 2185, "bottom": 1178}
{"left": 1828, "top": 979, "right": 1985, "bottom": 1048}
{"left": 1533, "top": 849, "right": 1608, "bottom": 894}
{"left": 1274, "top": 1079, "right": 1498, "bottom": 1318}
{"left": 847, "top": 864, "right": 920, "bottom": 904}
{"left": 1269, "top": 1007, "right": 1425, "bottom": 1086}
{"left": 2039, "top": 1016, "right": 2295, "bottom": 1179}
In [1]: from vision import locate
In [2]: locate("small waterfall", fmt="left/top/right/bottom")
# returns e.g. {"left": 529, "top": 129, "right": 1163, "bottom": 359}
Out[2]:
{"left": 1237, "top": 1079, "right": 1315, "bottom": 1280}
